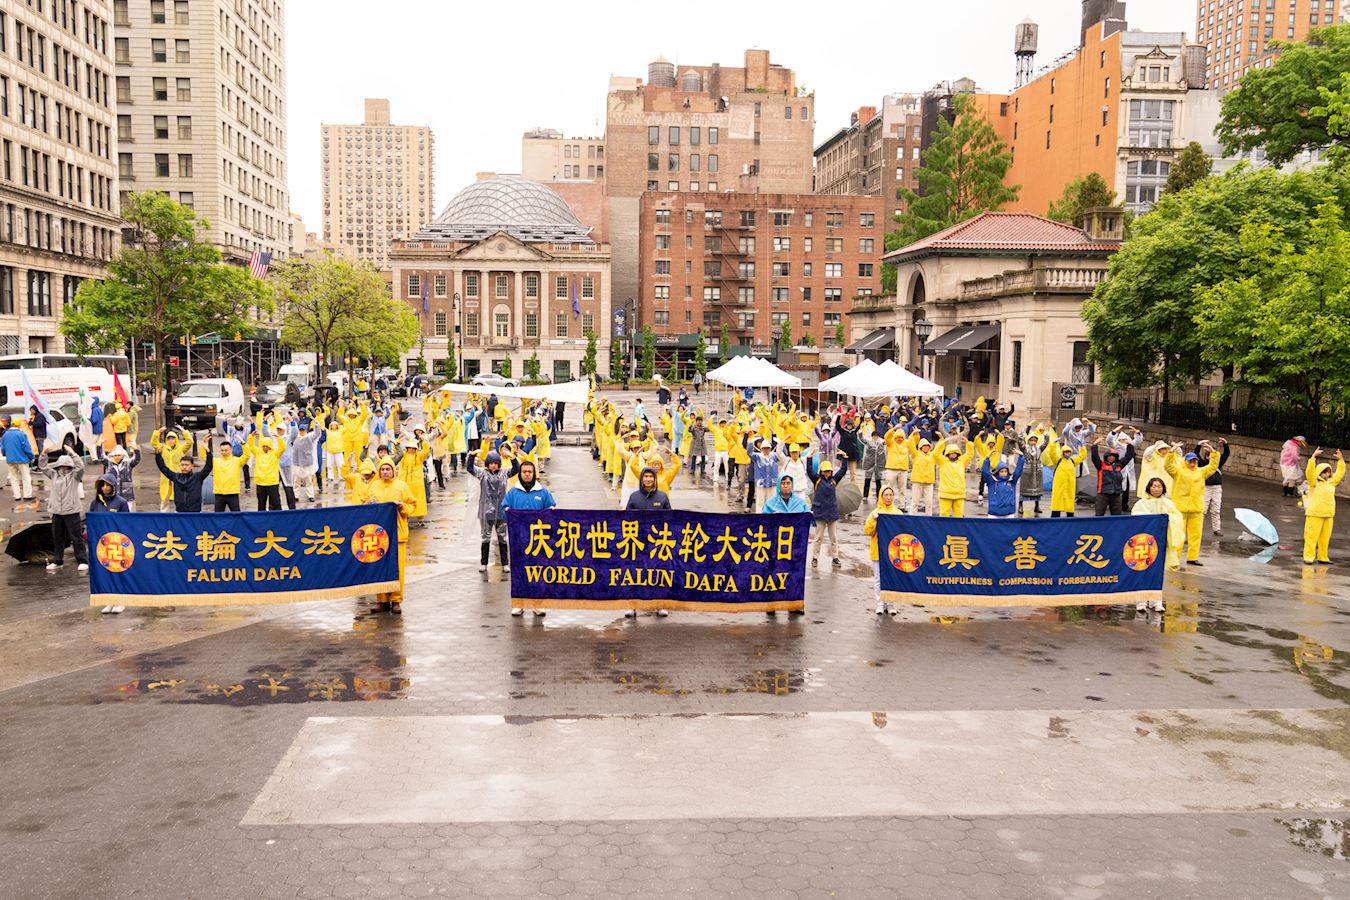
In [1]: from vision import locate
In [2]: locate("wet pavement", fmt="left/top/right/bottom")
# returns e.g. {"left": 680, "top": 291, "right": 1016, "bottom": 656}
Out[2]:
{"left": 1, "top": 421, "right": 1348, "bottom": 898}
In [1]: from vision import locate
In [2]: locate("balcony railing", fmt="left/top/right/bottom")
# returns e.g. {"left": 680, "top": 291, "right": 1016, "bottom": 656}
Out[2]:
{"left": 849, "top": 294, "right": 898, "bottom": 314}
{"left": 959, "top": 266, "right": 1108, "bottom": 301}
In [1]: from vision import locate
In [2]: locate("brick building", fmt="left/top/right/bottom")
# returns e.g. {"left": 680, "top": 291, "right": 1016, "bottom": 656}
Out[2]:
{"left": 521, "top": 128, "right": 605, "bottom": 184}
{"left": 638, "top": 192, "right": 882, "bottom": 367}
{"left": 814, "top": 94, "right": 924, "bottom": 224}
{"left": 389, "top": 175, "right": 610, "bottom": 382}
{"left": 605, "top": 49, "right": 816, "bottom": 320}
{"left": 1196, "top": 0, "right": 1341, "bottom": 92}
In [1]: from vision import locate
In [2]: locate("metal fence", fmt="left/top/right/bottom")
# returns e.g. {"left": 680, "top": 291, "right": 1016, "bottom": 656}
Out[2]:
{"left": 1063, "top": 382, "right": 1350, "bottom": 444}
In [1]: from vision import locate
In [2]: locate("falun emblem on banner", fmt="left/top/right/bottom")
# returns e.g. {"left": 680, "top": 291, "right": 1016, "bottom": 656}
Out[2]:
{"left": 888, "top": 533, "right": 925, "bottom": 573}
{"left": 96, "top": 532, "right": 136, "bottom": 573}
{"left": 351, "top": 524, "right": 390, "bottom": 563}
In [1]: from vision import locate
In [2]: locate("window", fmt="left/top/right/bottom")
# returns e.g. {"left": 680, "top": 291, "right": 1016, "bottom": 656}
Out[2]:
{"left": 434, "top": 312, "right": 448, "bottom": 337}
{"left": 27, "top": 271, "right": 51, "bottom": 316}
{"left": 175, "top": 39, "right": 190, "bottom": 63}
{"left": 466, "top": 312, "right": 479, "bottom": 337}
{"left": 435, "top": 274, "right": 448, "bottom": 297}
{"left": 803, "top": 237, "right": 813, "bottom": 253}
{"left": 154, "top": 115, "right": 169, "bottom": 139}
{"left": 739, "top": 210, "right": 755, "bottom": 228}
{"left": 552, "top": 275, "right": 567, "bottom": 298}
{"left": 177, "top": 154, "right": 192, "bottom": 177}
{"left": 174, "top": 1, "right": 189, "bottom": 24}
{"left": 771, "top": 262, "right": 791, "bottom": 277}
{"left": 654, "top": 234, "right": 670, "bottom": 250}
{"left": 668, "top": 153, "right": 679, "bottom": 172}
{"left": 667, "top": 181, "right": 678, "bottom": 191}
{"left": 689, "top": 153, "right": 700, "bottom": 172}
{"left": 654, "top": 260, "right": 670, "bottom": 275}
{"left": 772, "top": 211, "right": 792, "bottom": 227}
{"left": 858, "top": 263, "right": 874, "bottom": 277}
{"left": 151, "top": 0, "right": 166, "bottom": 23}
{"left": 648, "top": 126, "right": 659, "bottom": 145}
{"left": 176, "top": 78, "right": 191, "bottom": 102}
{"left": 654, "top": 209, "right": 671, "bottom": 225}
{"left": 668, "top": 126, "right": 680, "bottom": 145}
{"left": 523, "top": 274, "right": 537, "bottom": 298}
{"left": 1011, "top": 340, "right": 1022, "bottom": 387}
{"left": 465, "top": 273, "right": 479, "bottom": 297}
{"left": 118, "top": 153, "right": 133, "bottom": 178}
{"left": 707, "top": 154, "right": 718, "bottom": 172}
{"left": 690, "top": 127, "right": 700, "bottom": 145}
{"left": 704, "top": 210, "right": 722, "bottom": 228}
{"left": 583, "top": 313, "right": 594, "bottom": 333}
{"left": 704, "top": 235, "right": 721, "bottom": 252}
{"left": 824, "top": 312, "right": 842, "bottom": 329}
{"left": 859, "top": 212, "right": 875, "bottom": 227}
{"left": 408, "top": 274, "right": 421, "bottom": 298}
{"left": 653, "top": 285, "right": 670, "bottom": 300}
{"left": 803, "top": 263, "right": 812, "bottom": 277}
{"left": 152, "top": 39, "right": 167, "bottom": 63}
{"left": 705, "top": 286, "right": 722, "bottom": 303}
{"left": 154, "top": 153, "right": 169, "bottom": 176}
{"left": 116, "top": 77, "right": 131, "bottom": 103}
{"left": 582, "top": 276, "right": 594, "bottom": 298}
{"left": 753, "top": 102, "right": 762, "bottom": 118}
{"left": 825, "top": 238, "right": 843, "bottom": 253}
{"left": 115, "top": 37, "right": 129, "bottom": 64}
{"left": 772, "top": 287, "right": 789, "bottom": 303}
{"left": 738, "top": 236, "right": 754, "bottom": 254}
{"left": 708, "top": 127, "right": 718, "bottom": 144}
{"left": 554, "top": 313, "right": 568, "bottom": 337}
{"left": 177, "top": 116, "right": 191, "bottom": 139}
{"left": 773, "top": 236, "right": 791, "bottom": 252}
{"left": 824, "top": 288, "right": 842, "bottom": 303}
{"left": 114, "top": 1, "right": 130, "bottom": 25}
{"left": 738, "top": 261, "right": 755, "bottom": 278}
{"left": 1072, "top": 341, "right": 1095, "bottom": 383}
{"left": 737, "top": 287, "right": 754, "bottom": 304}
{"left": 653, "top": 310, "right": 670, "bottom": 326}
{"left": 524, "top": 312, "right": 538, "bottom": 338}
{"left": 859, "top": 238, "right": 874, "bottom": 254}
{"left": 703, "top": 311, "right": 721, "bottom": 329}
{"left": 494, "top": 311, "right": 510, "bottom": 338}
{"left": 153, "top": 78, "right": 167, "bottom": 101}
{"left": 178, "top": 191, "right": 193, "bottom": 209}
{"left": 703, "top": 261, "right": 721, "bottom": 277}
{"left": 647, "top": 152, "right": 658, "bottom": 171}
{"left": 737, "top": 311, "right": 756, "bottom": 330}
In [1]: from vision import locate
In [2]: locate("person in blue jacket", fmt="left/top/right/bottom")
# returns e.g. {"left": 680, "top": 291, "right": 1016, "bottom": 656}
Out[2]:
{"left": 88, "top": 395, "right": 104, "bottom": 459}
{"left": 502, "top": 459, "right": 555, "bottom": 619}
{"left": 761, "top": 474, "right": 810, "bottom": 514}
{"left": 806, "top": 452, "right": 849, "bottom": 568}
{"left": 982, "top": 450, "right": 1025, "bottom": 519}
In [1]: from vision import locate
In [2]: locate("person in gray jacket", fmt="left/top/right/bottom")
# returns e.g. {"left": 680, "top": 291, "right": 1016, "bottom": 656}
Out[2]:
{"left": 860, "top": 429, "right": 886, "bottom": 501}
{"left": 40, "top": 454, "right": 88, "bottom": 571}
{"left": 466, "top": 450, "right": 520, "bottom": 572}
{"left": 1017, "top": 430, "right": 1046, "bottom": 516}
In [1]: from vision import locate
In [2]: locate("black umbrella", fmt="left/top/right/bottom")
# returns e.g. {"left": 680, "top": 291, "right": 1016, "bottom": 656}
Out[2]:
{"left": 5, "top": 521, "right": 55, "bottom": 564}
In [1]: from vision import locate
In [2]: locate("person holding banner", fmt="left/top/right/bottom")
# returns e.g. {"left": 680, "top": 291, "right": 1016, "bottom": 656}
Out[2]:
{"left": 366, "top": 459, "right": 416, "bottom": 614}
{"left": 504, "top": 460, "right": 556, "bottom": 618}
{"left": 1163, "top": 443, "right": 1222, "bottom": 566}
{"left": 936, "top": 438, "right": 975, "bottom": 518}
{"left": 864, "top": 485, "right": 901, "bottom": 616}
{"left": 1133, "top": 477, "right": 1184, "bottom": 605}
{"left": 625, "top": 466, "right": 672, "bottom": 619}
{"left": 1302, "top": 449, "right": 1345, "bottom": 565}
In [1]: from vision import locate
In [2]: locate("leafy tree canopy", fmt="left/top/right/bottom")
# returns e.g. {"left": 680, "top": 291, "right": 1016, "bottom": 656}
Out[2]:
{"left": 1046, "top": 172, "right": 1119, "bottom": 226}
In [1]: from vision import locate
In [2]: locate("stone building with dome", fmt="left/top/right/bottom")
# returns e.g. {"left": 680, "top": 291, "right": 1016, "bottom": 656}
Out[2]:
{"left": 389, "top": 174, "right": 612, "bottom": 381}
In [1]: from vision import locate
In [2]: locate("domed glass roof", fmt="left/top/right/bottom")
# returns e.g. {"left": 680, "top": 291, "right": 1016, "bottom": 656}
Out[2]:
{"left": 412, "top": 175, "right": 593, "bottom": 245}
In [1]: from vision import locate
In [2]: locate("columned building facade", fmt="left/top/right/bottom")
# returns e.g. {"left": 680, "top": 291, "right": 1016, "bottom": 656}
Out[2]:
{"left": 390, "top": 175, "right": 611, "bottom": 382}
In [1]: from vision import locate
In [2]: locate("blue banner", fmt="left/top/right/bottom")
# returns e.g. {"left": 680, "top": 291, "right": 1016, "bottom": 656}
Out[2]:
{"left": 507, "top": 509, "right": 811, "bottom": 612}
{"left": 86, "top": 505, "right": 401, "bottom": 607}
{"left": 876, "top": 514, "right": 1169, "bottom": 607}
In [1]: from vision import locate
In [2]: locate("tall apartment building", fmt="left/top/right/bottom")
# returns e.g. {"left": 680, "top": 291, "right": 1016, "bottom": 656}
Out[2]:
{"left": 521, "top": 128, "right": 605, "bottom": 184}
{"left": 605, "top": 49, "right": 815, "bottom": 324}
{"left": 113, "top": 0, "right": 288, "bottom": 266}
{"left": 966, "top": 15, "right": 1219, "bottom": 218}
{"left": 638, "top": 191, "right": 882, "bottom": 362}
{"left": 321, "top": 98, "right": 433, "bottom": 270}
{"left": 814, "top": 95, "right": 924, "bottom": 223}
{"left": 1196, "top": 0, "right": 1341, "bottom": 91}
{"left": 1, "top": 1, "right": 121, "bottom": 355}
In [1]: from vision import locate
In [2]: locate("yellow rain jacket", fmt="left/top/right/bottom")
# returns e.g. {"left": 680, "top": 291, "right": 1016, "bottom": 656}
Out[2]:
{"left": 863, "top": 494, "right": 900, "bottom": 561}
{"left": 1043, "top": 443, "right": 1086, "bottom": 513}
{"left": 397, "top": 442, "right": 430, "bottom": 517}
{"left": 1163, "top": 451, "right": 1221, "bottom": 514}
{"left": 1305, "top": 459, "right": 1346, "bottom": 518}
{"left": 367, "top": 474, "right": 416, "bottom": 543}
{"left": 907, "top": 432, "right": 938, "bottom": 485}
{"left": 936, "top": 441, "right": 974, "bottom": 499}
{"left": 248, "top": 434, "right": 286, "bottom": 486}
{"left": 884, "top": 427, "right": 911, "bottom": 471}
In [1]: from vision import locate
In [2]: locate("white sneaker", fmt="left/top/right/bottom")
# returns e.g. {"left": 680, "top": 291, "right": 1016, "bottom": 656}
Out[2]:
{"left": 625, "top": 610, "right": 637, "bottom": 618}
{"left": 875, "top": 602, "right": 886, "bottom": 615}
{"left": 501, "top": 564, "right": 510, "bottom": 573}
{"left": 532, "top": 609, "right": 547, "bottom": 617}
{"left": 1148, "top": 600, "right": 1165, "bottom": 612}
{"left": 1136, "top": 602, "right": 1147, "bottom": 612}
{"left": 479, "top": 564, "right": 487, "bottom": 573}
{"left": 77, "top": 563, "right": 89, "bottom": 572}
{"left": 101, "top": 604, "right": 114, "bottom": 614}
{"left": 655, "top": 609, "right": 669, "bottom": 617}
{"left": 511, "top": 608, "right": 523, "bottom": 616}
{"left": 46, "top": 562, "right": 58, "bottom": 571}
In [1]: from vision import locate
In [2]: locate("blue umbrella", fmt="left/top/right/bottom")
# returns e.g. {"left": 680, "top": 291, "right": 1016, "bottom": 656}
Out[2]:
{"left": 1234, "top": 507, "right": 1279, "bottom": 546}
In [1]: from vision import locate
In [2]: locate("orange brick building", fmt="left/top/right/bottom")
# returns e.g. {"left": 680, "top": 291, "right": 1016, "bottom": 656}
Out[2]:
{"left": 638, "top": 192, "right": 882, "bottom": 359}
{"left": 1196, "top": 0, "right": 1342, "bottom": 92}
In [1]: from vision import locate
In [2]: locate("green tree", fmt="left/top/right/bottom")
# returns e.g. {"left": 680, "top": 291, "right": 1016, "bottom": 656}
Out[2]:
{"left": 891, "top": 94, "right": 1020, "bottom": 248}
{"left": 276, "top": 256, "right": 388, "bottom": 379}
{"left": 694, "top": 331, "right": 708, "bottom": 377}
{"left": 1164, "top": 142, "right": 1214, "bottom": 195}
{"left": 608, "top": 345, "right": 623, "bottom": 382}
{"left": 801, "top": 332, "right": 817, "bottom": 348}
{"left": 1216, "top": 23, "right": 1350, "bottom": 164}
{"left": 1195, "top": 199, "right": 1350, "bottom": 412}
{"left": 639, "top": 325, "right": 656, "bottom": 381}
{"left": 581, "top": 328, "right": 598, "bottom": 376}
{"left": 524, "top": 351, "right": 541, "bottom": 380}
{"left": 337, "top": 290, "right": 420, "bottom": 369}
{"left": 834, "top": 323, "right": 845, "bottom": 347}
{"left": 1082, "top": 165, "right": 1350, "bottom": 396}
{"left": 498, "top": 358, "right": 513, "bottom": 379}
{"left": 778, "top": 320, "right": 793, "bottom": 351}
{"left": 442, "top": 350, "right": 457, "bottom": 383}
{"left": 60, "top": 191, "right": 268, "bottom": 424}
{"left": 1046, "top": 172, "right": 1118, "bottom": 226}
{"left": 1312, "top": 71, "right": 1350, "bottom": 139}
{"left": 718, "top": 324, "right": 730, "bottom": 364}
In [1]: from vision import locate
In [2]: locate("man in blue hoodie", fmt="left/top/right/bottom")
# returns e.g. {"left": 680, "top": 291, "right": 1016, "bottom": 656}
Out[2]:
{"left": 503, "top": 460, "right": 556, "bottom": 619}
{"left": 982, "top": 450, "right": 1025, "bottom": 519}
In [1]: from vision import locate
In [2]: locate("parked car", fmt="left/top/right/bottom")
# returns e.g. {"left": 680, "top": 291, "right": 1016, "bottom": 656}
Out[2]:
{"left": 0, "top": 404, "right": 79, "bottom": 458}
{"left": 173, "top": 378, "right": 246, "bottom": 431}
{"left": 471, "top": 373, "right": 519, "bottom": 389}
{"left": 250, "top": 381, "right": 288, "bottom": 413}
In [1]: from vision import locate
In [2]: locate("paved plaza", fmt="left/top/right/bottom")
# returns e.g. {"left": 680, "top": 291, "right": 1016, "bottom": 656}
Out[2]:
{"left": 1, "top": 433, "right": 1347, "bottom": 899}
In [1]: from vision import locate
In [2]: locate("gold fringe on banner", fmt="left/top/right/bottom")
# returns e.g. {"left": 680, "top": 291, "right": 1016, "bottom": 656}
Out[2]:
{"left": 512, "top": 598, "right": 805, "bottom": 613}
{"left": 881, "top": 589, "right": 1163, "bottom": 608}
{"left": 88, "top": 581, "right": 400, "bottom": 608}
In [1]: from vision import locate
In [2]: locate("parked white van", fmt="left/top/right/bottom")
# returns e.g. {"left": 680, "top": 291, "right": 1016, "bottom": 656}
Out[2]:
{"left": 173, "top": 378, "right": 246, "bottom": 431}
{"left": 0, "top": 366, "right": 121, "bottom": 410}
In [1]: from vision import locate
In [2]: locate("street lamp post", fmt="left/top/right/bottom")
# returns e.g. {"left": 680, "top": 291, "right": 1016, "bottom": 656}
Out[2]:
{"left": 914, "top": 318, "right": 934, "bottom": 381}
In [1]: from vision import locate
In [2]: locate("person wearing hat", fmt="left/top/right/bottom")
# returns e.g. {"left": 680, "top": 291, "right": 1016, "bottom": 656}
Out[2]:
{"left": 1163, "top": 442, "right": 1222, "bottom": 564}
{"left": 397, "top": 434, "right": 430, "bottom": 525}
{"left": 1302, "top": 448, "right": 1345, "bottom": 565}
{"left": 747, "top": 436, "right": 779, "bottom": 512}
{"left": 863, "top": 485, "right": 901, "bottom": 616}
{"left": 775, "top": 440, "right": 809, "bottom": 504}
{"left": 1044, "top": 438, "right": 1087, "bottom": 518}
{"left": 1281, "top": 435, "right": 1308, "bottom": 497}
{"left": 685, "top": 414, "right": 709, "bottom": 477}
{"left": 807, "top": 451, "right": 848, "bottom": 567}
{"left": 936, "top": 438, "right": 975, "bottom": 518}
{"left": 98, "top": 443, "right": 141, "bottom": 510}
{"left": 503, "top": 459, "right": 556, "bottom": 618}
{"left": 860, "top": 427, "right": 886, "bottom": 503}
{"left": 907, "top": 432, "right": 939, "bottom": 515}
{"left": 365, "top": 459, "right": 416, "bottom": 614}
{"left": 108, "top": 402, "right": 131, "bottom": 449}
{"left": 1133, "top": 477, "right": 1184, "bottom": 602}
{"left": 291, "top": 420, "right": 321, "bottom": 503}
{"left": 1018, "top": 429, "right": 1046, "bottom": 516}
{"left": 208, "top": 433, "right": 245, "bottom": 512}
{"left": 883, "top": 423, "right": 912, "bottom": 511}
{"left": 343, "top": 458, "right": 379, "bottom": 504}
{"left": 324, "top": 408, "right": 347, "bottom": 485}
{"left": 40, "top": 453, "right": 87, "bottom": 572}
{"left": 711, "top": 416, "right": 731, "bottom": 482}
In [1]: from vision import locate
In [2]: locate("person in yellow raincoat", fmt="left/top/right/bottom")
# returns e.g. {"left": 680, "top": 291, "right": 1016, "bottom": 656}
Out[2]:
{"left": 935, "top": 438, "right": 974, "bottom": 517}
{"left": 1042, "top": 440, "right": 1086, "bottom": 517}
{"left": 1136, "top": 439, "right": 1173, "bottom": 499}
{"left": 340, "top": 404, "right": 370, "bottom": 473}
{"left": 1162, "top": 443, "right": 1221, "bottom": 565}
{"left": 109, "top": 403, "right": 132, "bottom": 448}
{"left": 883, "top": 422, "right": 911, "bottom": 504}
{"left": 907, "top": 432, "right": 939, "bottom": 514}
{"left": 863, "top": 484, "right": 900, "bottom": 616}
{"left": 366, "top": 459, "right": 416, "bottom": 614}
{"left": 248, "top": 428, "right": 286, "bottom": 511}
{"left": 150, "top": 426, "right": 193, "bottom": 511}
{"left": 344, "top": 458, "right": 378, "bottom": 503}
{"left": 397, "top": 436, "right": 430, "bottom": 521}
{"left": 531, "top": 415, "right": 552, "bottom": 471}
{"left": 324, "top": 411, "right": 346, "bottom": 484}
{"left": 1302, "top": 449, "right": 1344, "bottom": 564}
{"left": 446, "top": 406, "right": 468, "bottom": 472}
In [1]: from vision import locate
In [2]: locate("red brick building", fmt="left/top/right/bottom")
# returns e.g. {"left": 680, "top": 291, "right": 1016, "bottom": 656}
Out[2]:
{"left": 638, "top": 192, "right": 883, "bottom": 356}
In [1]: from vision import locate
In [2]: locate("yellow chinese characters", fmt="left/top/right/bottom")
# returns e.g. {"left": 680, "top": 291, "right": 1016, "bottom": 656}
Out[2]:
{"left": 195, "top": 530, "right": 240, "bottom": 562}
{"left": 1003, "top": 536, "right": 1047, "bottom": 571}
{"left": 301, "top": 526, "right": 343, "bottom": 556}
{"left": 143, "top": 530, "right": 188, "bottom": 561}
{"left": 939, "top": 536, "right": 980, "bottom": 570}
{"left": 1067, "top": 534, "right": 1110, "bottom": 569}
{"left": 248, "top": 530, "right": 294, "bottom": 559}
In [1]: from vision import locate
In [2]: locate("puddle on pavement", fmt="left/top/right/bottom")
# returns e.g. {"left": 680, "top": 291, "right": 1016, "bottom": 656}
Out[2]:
{"left": 1278, "top": 817, "right": 1349, "bottom": 861}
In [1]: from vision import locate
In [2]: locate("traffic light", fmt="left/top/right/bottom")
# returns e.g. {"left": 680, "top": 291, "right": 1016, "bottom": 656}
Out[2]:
{"left": 179, "top": 336, "right": 186, "bottom": 346}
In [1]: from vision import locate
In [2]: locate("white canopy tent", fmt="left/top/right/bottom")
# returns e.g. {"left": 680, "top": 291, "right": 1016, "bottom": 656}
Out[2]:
{"left": 818, "top": 359, "right": 943, "bottom": 398}
{"left": 706, "top": 356, "right": 802, "bottom": 389}
{"left": 436, "top": 378, "right": 591, "bottom": 405}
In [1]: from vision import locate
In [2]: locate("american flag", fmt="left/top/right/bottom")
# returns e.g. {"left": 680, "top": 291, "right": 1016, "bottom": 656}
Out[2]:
{"left": 248, "top": 249, "right": 273, "bottom": 280}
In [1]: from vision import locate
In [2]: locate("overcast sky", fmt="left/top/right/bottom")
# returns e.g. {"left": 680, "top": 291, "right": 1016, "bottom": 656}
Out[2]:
{"left": 285, "top": 0, "right": 1193, "bottom": 232}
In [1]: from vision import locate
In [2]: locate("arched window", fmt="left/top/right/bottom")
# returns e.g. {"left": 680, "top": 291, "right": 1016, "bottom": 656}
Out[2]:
{"left": 909, "top": 271, "right": 926, "bottom": 307}
{"left": 493, "top": 304, "right": 510, "bottom": 338}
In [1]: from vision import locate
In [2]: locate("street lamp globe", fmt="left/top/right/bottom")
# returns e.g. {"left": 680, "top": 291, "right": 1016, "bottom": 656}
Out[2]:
{"left": 914, "top": 319, "right": 934, "bottom": 342}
